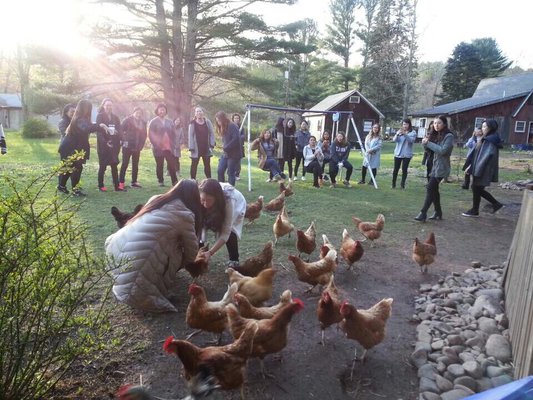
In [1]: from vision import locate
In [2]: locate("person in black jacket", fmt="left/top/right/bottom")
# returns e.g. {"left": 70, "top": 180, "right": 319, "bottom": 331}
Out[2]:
{"left": 216, "top": 111, "right": 241, "bottom": 186}
{"left": 232, "top": 113, "right": 245, "bottom": 181}
{"left": 96, "top": 98, "right": 123, "bottom": 192}
{"left": 57, "top": 103, "right": 75, "bottom": 186}
{"left": 0, "top": 123, "right": 6, "bottom": 155}
{"left": 119, "top": 107, "right": 147, "bottom": 189}
{"left": 462, "top": 119, "right": 504, "bottom": 217}
{"left": 58, "top": 99, "right": 107, "bottom": 196}
{"left": 329, "top": 131, "right": 353, "bottom": 188}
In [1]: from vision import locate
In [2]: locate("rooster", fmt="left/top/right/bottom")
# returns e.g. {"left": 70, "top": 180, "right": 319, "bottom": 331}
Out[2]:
{"left": 185, "top": 283, "right": 238, "bottom": 343}
{"left": 244, "top": 195, "right": 263, "bottom": 225}
{"left": 316, "top": 275, "right": 343, "bottom": 346}
{"left": 111, "top": 204, "right": 143, "bottom": 229}
{"left": 184, "top": 244, "right": 210, "bottom": 280}
{"left": 226, "top": 267, "right": 275, "bottom": 306}
{"left": 412, "top": 232, "right": 437, "bottom": 273}
{"left": 288, "top": 248, "right": 337, "bottom": 293}
{"left": 225, "top": 299, "right": 304, "bottom": 377}
{"left": 264, "top": 192, "right": 285, "bottom": 212}
{"left": 296, "top": 221, "right": 317, "bottom": 258}
{"left": 279, "top": 180, "right": 294, "bottom": 197}
{"left": 234, "top": 289, "right": 292, "bottom": 319}
{"left": 273, "top": 206, "right": 294, "bottom": 244}
{"left": 234, "top": 241, "right": 274, "bottom": 277}
{"left": 339, "top": 298, "right": 393, "bottom": 378}
{"left": 352, "top": 213, "right": 385, "bottom": 246}
{"left": 340, "top": 229, "right": 364, "bottom": 270}
{"left": 163, "top": 325, "right": 257, "bottom": 397}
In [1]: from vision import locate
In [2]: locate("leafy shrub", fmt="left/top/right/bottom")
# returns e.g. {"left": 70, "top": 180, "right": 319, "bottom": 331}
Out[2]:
{"left": 0, "top": 165, "right": 111, "bottom": 399}
{"left": 21, "top": 118, "right": 55, "bottom": 139}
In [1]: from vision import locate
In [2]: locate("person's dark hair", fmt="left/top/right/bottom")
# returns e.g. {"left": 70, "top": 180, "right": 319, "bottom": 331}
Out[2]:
{"left": 66, "top": 99, "right": 93, "bottom": 135}
{"left": 154, "top": 102, "right": 167, "bottom": 115}
{"left": 426, "top": 121, "right": 438, "bottom": 143}
{"left": 275, "top": 117, "right": 285, "bottom": 132}
{"left": 127, "top": 179, "right": 203, "bottom": 236}
{"left": 62, "top": 103, "right": 76, "bottom": 119}
{"left": 133, "top": 106, "right": 143, "bottom": 114}
{"left": 336, "top": 131, "right": 347, "bottom": 145}
{"left": 98, "top": 98, "right": 113, "bottom": 113}
{"left": 284, "top": 118, "right": 296, "bottom": 135}
{"left": 402, "top": 118, "right": 412, "bottom": 131}
{"left": 260, "top": 129, "right": 274, "bottom": 143}
{"left": 199, "top": 178, "right": 226, "bottom": 232}
{"left": 321, "top": 131, "right": 330, "bottom": 141}
{"left": 232, "top": 113, "right": 241, "bottom": 124}
{"left": 483, "top": 119, "right": 498, "bottom": 134}
{"left": 434, "top": 115, "right": 451, "bottom": 141}
{"left": 370, "top": 123, "right": 381, "bottom": 138}
{"left": 215, "top": 111, "right": 230, "bottom": 137}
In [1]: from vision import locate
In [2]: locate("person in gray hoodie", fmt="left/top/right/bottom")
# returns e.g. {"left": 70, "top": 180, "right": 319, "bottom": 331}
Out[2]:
{"left": 462, "top": 119, "right": 504, "bottom": 217}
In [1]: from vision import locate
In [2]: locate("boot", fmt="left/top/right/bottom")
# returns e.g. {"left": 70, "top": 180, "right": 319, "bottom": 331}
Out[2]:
{"left": 428, "top": 211, "right": 442, "bottom": 220}
{"left": 414, "top": 211, "right": 427, "bottom": 222}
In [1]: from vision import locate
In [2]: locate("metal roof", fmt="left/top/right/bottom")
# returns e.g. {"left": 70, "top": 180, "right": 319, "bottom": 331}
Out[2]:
{"left": 0, "top": 93, "right": 22, "bottom": 108}
{"left": 304, "top": 89, "right": 385, "bottom": 118}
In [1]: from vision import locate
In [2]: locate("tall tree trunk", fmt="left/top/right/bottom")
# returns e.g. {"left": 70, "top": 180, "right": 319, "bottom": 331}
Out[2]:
{"left": 155, "top": 0, "right": 176, "bottom": 116}
{"left": 182, "top": 0, "right": 198, "bottom": 121}
{"left": 402, "top": 0, "right": 417, "bottom": 119}
{"left": 172, "top": 0, "right": 185, "bottom": 120}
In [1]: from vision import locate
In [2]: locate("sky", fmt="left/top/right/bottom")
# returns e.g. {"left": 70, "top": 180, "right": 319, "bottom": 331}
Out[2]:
{"left": 0, "top": 0, "right": 531, "bottom": 69}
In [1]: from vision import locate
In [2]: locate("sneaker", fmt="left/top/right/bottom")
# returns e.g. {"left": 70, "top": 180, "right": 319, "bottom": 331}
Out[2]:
{"left": 57, "top": 185, "right": 69, "bottom": 194}
{"left": 300, "top": 176, "right": 306, "bottom": 181}
{"left": 115, "top": 187, "right": 127, "bottom": 192}
{"left": 226, "top": 260, "right": 240, "bottom": 268}
{"left": 343, "top": 180, "right": 351, "bottom": 188}
{"left": 99, "top": 186, "right": 107, "bottom": 192}
{"left": 330, "top": 183, "right": 337, "bottom": 188}
{"left": 72, "top": 189, "right": 86, "bottom": 197}
{"left": 118, "top": 182, "right": 125, "bottom": 190}
{"left": 273, "top": 174, "right": 282, "bottom": 181}
{"left": 323, "top": 175, "right": 329, "bottom": 181}
{"left": 131, "top": 182, "right": 142, "bottom": 188}
{"left": 358, "top": 180, "right": 365, "bottom": 184}
{"left": 293, "top": 176, "right": 298, "bottom": 181}
{"left": 265, "top": 178, "right": 272, "bottom": 183}
{"left": 492, "top": 203, "right": 504, "bottom": 213}
{"left": 462, "top": 209, "right": 479, "bottom": 217}
{"left": 159, "top": 181, "right": 165, "bottom": 187}
{"left": 235, "top": 176, "right": 241, "bottom": 181}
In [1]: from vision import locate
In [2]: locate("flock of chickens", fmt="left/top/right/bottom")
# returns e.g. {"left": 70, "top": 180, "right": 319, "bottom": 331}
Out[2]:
{"left": 113, "top": 180, "right": 439, "bottom": 400}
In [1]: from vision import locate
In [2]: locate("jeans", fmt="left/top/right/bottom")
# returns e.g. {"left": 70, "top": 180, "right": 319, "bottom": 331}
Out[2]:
{"left": 420, "top": 177, "right": 443, "bottom": 214}
{"left": 392, "top": 157, "right": 412, "bottom": 187}
{"left": 294, "top": 151, "right": 305, "bottom": 176}
{"left": 119, "top": 148, "right": 141, "bottom": 183}
{"left": 190, "top": 156, "right": 211, "bottom": 180}
{"left": 361, "top": 166, "right": 377, "bottom": 183}
{"left": 155, "top": 150, "right": 177, "bottom": 185}
{"left": 471, "top": 184, "right": 499, "bottom": 211}
{"left": 226, "top": 231, "right": 239, "bottom": 262}
{"left": 98, "top": 163, "right": 119, "bottom": 189}
{"left": 329, "top": 160, "right": 353, "bottom": 184}
{"left": 217, "top": 156, "right": 239, "bottom": 186}
{"left": 264, "top": 158, "right": 282, "bottom": 177}
{"left": 305, "top": 160, "right": 322, "bottom": 187}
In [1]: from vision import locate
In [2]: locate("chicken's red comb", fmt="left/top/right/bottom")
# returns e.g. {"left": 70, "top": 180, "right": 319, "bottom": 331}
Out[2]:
{"left": 292, "top": 298, "right": 305, "bottom": 310}
{"left": 188, "top": 283, "right": 200, "bottom": 294}
{"left": 163, "top": 336, "right": 175, "bottom": 353}
{"left": 116, "top": 384, "right": 133, "bottom": 397}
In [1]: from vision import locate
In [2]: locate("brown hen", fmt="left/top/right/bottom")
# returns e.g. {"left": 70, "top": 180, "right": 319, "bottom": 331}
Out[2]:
{"left": 273, "top": 206, "right": 294, "bottom": 244}
{"left": 288, "top": 248, "right": 337, "bottom": 293}
{"left": 234, "top": 289, "right": 292, "bottom": 319}
{"left": 264, "top": 192, "right": 285, "bottom": 212}
{"left": 296, "top": 221, "right": 317, "bottom": 257}
{"left": 316, "top": 275, "right": 343, "bottom": 345}
{"left": 340, "top": 229, "right": 364, "bottom": 270}
{"left": 412, "top": 232, "right": 436, "bottom": 273}
{"left": 279, "top": 180, "right": 294, "bottom": 197}
{"left": 234, "top": 241, "right": 274, "bottom": 277}
{"left": 352, "top": 213, "right": 385, "bottom": 246}
{"left": 184, "top": 244, "right": 210, "bottom": 279}
{"left": 244, "top": 195, "right": 263, "bottom": 225}
{"left": 226, "top": 267, "right": 275, "bottom": 306}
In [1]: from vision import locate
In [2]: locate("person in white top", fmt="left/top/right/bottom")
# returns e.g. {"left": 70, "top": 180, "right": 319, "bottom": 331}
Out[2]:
{"left": 391, "top": 118, "right": 417, "bottom": 189}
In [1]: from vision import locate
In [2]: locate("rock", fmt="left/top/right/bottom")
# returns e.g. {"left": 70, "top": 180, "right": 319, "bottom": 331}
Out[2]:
{"left": 419, "top": 312, "right": 432, "bottom": 320}
{"left": 437, "top": 356, "right": 451, "bottom": 366}
{"left": 442, "top": 347, "right": 460, "bottom": 364}
{"left": 419, "top": 331, "right": 433, "bottom": 343}
{"left": 420, "top": 376, "right": 439, "bottom": 393}
{"left": 452, "top": 384, "right": 475, "bottom": 395}
{"left": 440, "top": 388, "right": 471, "bottom": 400}
{"left": 465, "top": 336, "right": 485, "bottom": 349}
{"left": 434, "top": 322, "right": 454, "bottom": 334}
{"left": 432, "top": 340, "right": 445, "bottom": 351}
{"left": 476, "top": 288, "right": 503, "bottom": 300}
{"left": 435, "top": 375, "right": 454, "bottom": 392}
{"left": 420, "top": 284, "right": 433, "bottom": 292}
{"left": 485, "top": 334, "right": 512, "bottom": 363}
{"left": 486, "top": 365, "right": 505, "bottom": 378}
{"left": 411, "top": 348, "right": 428, "bottom": 368}
{"left": 476, "top": 377, "right": 493, "bottom": 392}
{"left": 447, "top": 335, "right": 464, "bottom": 346}
{"left": 447, "top": 293, "right": 463, "bottom": 302}
{"left": 470, "top": 295, "right": 503, "bottom": 317}
{"left": 471, "top": 261, "right": 482, "bottom": 268}
{"left": 462, "top": 330, "right": 476, "bottom": 340}
{"left": 446, "top": 364, "right": 464, "bottom": 378}
{"left": 418, "top": 363, "right": 437, "bottom": 379}
{"left": 462, "top": 360, "right": 483, "bottom": 379}
{"left": 437, "top": 361, "right": 447, "bottom": 373}
{"left": 422, "top": 392, "right": 442, "bottom": 400}
{"left": 459, "top": 352, "right": 476, "bottom": 363}
{"left": 478, "top": 317, "right": 499, "bottom": 335}
{"left": 416, "top": 341, "right": 433, "bottom": 352}
{"left": 490, "top": 374, "right": 513, "bottom": 388}
{"left": 453, "top": 376, "right": 477, "bottom": 392}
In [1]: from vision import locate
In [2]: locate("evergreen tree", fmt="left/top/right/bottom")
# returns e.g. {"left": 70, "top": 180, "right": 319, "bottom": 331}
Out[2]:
{"left": 471, "top": 38, "right": 512, "bottom": 77}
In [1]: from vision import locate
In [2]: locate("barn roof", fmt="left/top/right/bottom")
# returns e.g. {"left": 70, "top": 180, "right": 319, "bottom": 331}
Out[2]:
{"left": 305, "top": 89, "right": 385, "bottom": 118}
{"left": 0, "top": 93, "right": 22, "bottom": 108}
{"left": 412, "top": 72, "right": 533, "bottom": 117}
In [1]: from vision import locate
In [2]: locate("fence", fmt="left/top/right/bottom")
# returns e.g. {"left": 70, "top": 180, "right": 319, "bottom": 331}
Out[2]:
{"left": 503, "top": 184, "right": 533, "bottom": 379}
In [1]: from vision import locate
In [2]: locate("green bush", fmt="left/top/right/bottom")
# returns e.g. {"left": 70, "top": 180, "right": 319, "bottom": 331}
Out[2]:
{"left": 21, "top": 118, "right": 56, "bottom": 139}
{"left": 0, "top": 165, "right": 111, "bottom": 399}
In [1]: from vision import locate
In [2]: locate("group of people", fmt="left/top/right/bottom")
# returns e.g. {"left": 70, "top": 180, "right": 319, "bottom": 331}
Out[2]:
{"left": 56, "top": 99, "right": 245, "bottom": 196}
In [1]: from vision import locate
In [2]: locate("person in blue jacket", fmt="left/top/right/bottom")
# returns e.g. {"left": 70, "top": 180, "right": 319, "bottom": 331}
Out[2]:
{"left": 216, "top": 111, "right": 241, "bottom": 186}
{"left": 392, "top": 118, "right": 417, "bottom": 189}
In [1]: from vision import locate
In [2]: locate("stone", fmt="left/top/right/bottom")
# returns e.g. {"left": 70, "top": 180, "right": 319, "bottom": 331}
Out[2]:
{"left": 462, "top": 360, "right": 483, "bottom": 379}
{"left": 447, "top": 293, "right": 463, "bottom": 302}
{"left": 465, "top": 336, "right": 485, "bottom": 349}
{"left": 437, "top": 361, "right": 447, "bottom": 373}
{"left": 470, "top": 295, "right": 503, "bottom": 317}
{"left": 462, "top": 330, "right": 476, "bottom": 340}
{"left": 447, "top": 335, "right": 464, "bottom": 346}
{"left": 486, "top": 365, "right": 505, "bottom": 378}
{"left": 411, "top": 348, "right": 428, "bottom": 368}
{"left": 419, "top": 331, "right": 433, "bottom": 343}
{"left": 434, "top": 322, "right": 454, "bottom": 334}
{"left": 478, "top": 317, "right": 499, "bottom": 335}
{"left": 442, "top": 347, "right": 460, "bottom": 364}
{"left": 435, "top": 374, "right": 454, "bottom": 392}
{"left": 416, "top": 341, "right": 433, "bottom": 352}
{"left": 440, "top": 388, "right": 471, "bottom": 400}
{"left": 418, "top": 363, "right": 437, "bottom": 379}
{"left": 490, "top": 374, "right": 513, "bottom": 388}
{"left": 446, "top": 364, "right": 464, "bottom": 378}
{"left": 459, "top": 352, "right": 476, "bottom": 363}
{"left": 454, "top": 376, "right": 477, "bottom": 392}
{"left": 452, "top": 384, "right": 475, "bottom": 395}
{"left": 420, "top": 376, "right": 439, "bottom": 393}
{"left": 432, "top": 340, "right": 445, "bottom": 351}
{"left": 419, "top": 312, "right": 432, "bottom": 320}
{"left": 476, "top": 377, "right": 493, "bottom": 392}
{"left": 422, "top": 392, "right": 442, "bottom": 400}
{"left": 437, "top": 356, "right": 451, "bottom": 366}
{"left": 420, "top": 283, "right": 433, "bottom": 292}
{"left": 476, "top": 288, "right": 503, "bottom": 300}
{"left": 471, "top": 261, "right": 482, "bottom": 268}
{"left": 485, "top": 334, "right": 512, "bottom": 363}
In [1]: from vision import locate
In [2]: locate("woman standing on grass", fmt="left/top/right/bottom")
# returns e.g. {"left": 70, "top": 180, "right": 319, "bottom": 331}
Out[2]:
{"left": 294, "top": 120, "right": 311, "bottom": 181}
{"left": 96, "top": 99, "right": 123, "bottom": 192}
{"left": 282, "top": 118, "right": 297, "bottom": 180}
{"left": 359, "top": 123, "right": 382, "bottom": 185}
{"left": 148, "top": 103, "right": 178, "bottom": 187}
{"left": 119, "top": 107, "right": 147, "bottom": 189}
{"left": 461, "top": 119, "right": 504, "bottom": 217}
{"left": 58, "top": 99, "right": 107, "bottom": 196}
{"left": 188, "top": 106, "right": 215, "bottom": 181}
{"left": 216, "top": 111, "right": 241, "bottom": 186}
{"left": 414, "top": 115, "right": 454, "bottom": 222}
{"left": 391, "top": 118, "right": 417, "bottom": 189}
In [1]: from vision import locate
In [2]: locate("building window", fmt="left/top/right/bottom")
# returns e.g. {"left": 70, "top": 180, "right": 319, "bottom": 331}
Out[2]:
{"left": 474, "top": 117, "right": 484, "bottom": 129}
{"left": 515, "top": 121, "right": 526, "bottom": 133}
{"left": 528, "top": 122, "right": 533, "bottom": 135}
{"left": 317, "top": 119, "right": 323, "bottom": 133}
{"left": 418, "top": 118, "right": 426, "bottom": 128}
{"left": 363, "top": 119, "right": 373, "bottom": 133}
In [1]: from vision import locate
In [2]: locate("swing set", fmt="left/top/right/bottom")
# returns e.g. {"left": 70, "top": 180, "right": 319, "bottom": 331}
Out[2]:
{"left": 237, "top": 103, "right": 378, "bottom": 191}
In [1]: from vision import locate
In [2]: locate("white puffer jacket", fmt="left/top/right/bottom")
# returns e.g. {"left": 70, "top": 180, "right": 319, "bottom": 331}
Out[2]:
{"left": 105, "top": 199, "right": 199, "bottom": 313}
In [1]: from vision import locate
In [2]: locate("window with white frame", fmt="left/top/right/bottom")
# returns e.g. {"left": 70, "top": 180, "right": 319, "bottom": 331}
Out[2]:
{"left": 474, "top": 117, "right": 484, "bottom": 129}
{"left": 528, "top": 122, "right": 533, "bottom": 135}
{"left": 363, "top": 119, "right": 374, "bottom": 132}
{"left": 418, "top": 118, "right": 427, "bottom": 128}
{"left": 515, "top": 121, "right": 526, "bottom": 133}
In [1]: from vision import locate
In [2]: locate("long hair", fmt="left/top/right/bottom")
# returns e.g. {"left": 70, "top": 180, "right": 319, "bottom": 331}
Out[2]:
{"left": 402, "top": 118, "right": 413, "bottom": 131}
{"left": 215, "top": 111, "right": 230, "bottom": 137}
{"left": 62, "top": 103, "right": 76, "bottom": 119}
{"left": 368, "top": 123, "right": 381, "bottom": 139}
{"left": 259, "top": 129, "right": 274, "bottom": 143}
{"left": 127, "top": 179, "right": 203, "bottom": 236}
{"left": 275, "top": 117, "right": 285, "bottom": 132}
{"left": 66, "top": 99, "right": 93, "bottom": 135}
{"left": 284, "top": 118, "right": 296, "bottom": 136}
{"left": 199, "top": 178, "right": 226, "bottom": 233}
{"left": 435, "top": 115, "right": 450, "bottom": 142}
{"left": 483, "top": 119, "right": 498, "bottom": 135}
{"left": 336, "top": 131, "right": 347, "bottom": 146}
{"left": 98, "top": 98, "right": 112, "bottom": 113}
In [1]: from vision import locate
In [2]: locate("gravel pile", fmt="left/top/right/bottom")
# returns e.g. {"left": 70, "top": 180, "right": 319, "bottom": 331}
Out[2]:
{"left": 410, "top": 262, "right": 515, "bottom": 400}
{"left": 499, "top": 180, "right": 533, "bottom": 190}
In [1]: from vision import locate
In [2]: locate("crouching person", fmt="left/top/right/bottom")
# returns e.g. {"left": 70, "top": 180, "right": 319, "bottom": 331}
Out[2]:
{"left": 251, "top": 129, "right": 286, "bottom": 181}
{"left": 105, "top": 179, "right": 203, "bottom": 312}
{"left": 303, "top": 136, "right": 324, "bottom": 188}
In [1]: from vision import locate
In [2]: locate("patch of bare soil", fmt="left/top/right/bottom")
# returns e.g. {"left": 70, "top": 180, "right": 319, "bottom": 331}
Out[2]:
{"left": 52, "top": 186, "right": 525, "bottom": 400}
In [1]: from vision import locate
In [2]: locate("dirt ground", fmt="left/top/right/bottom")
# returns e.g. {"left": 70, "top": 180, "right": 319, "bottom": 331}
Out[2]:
{"left": 53, "top": 185, "right": 526, "bottom": 400}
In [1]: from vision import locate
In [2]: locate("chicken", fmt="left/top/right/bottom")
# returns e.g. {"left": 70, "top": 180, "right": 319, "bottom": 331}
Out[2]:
{"left": 339, "top": 298, "right": 394, "bottom": 378}
{"left": 234, "top": 241, "right": 274, "bottom": 277}
{"left": 225, "top": 299, "right": 304, "bottom": 377}
{"left": 296, "top": 221, "right": 317, "bottom": 257}
{"left": 320, "top": 234, "right": 336, "bottom": 259}
{"left": 244, "top": 195, "right": 263, "bottom": 225}
{"left": 184, "top": 244, "right": 210, "bottom": 279}
{"left": 316, "top": 275, "right": 343, "bottom": 345}
{"left": 352, "top": 213, "right": 385, "bottom": 246}
{"left": 273, "top": 205, "right": 294, "bottom": 244}
{"left": 226, "top": 267, "right": 275, "bottom": 306}
{"left": 279, "top": 180, "right": 294, "bottom": 197}
{"left": 234, "top": 289, "right": 292, "bottom": 319}
{"left": 163, "top": 325, "right": 257, "bottom": 395}
{"left": 110, "top": 204, "right": 143, "bottom": 229}
{"left": 288, "top": 248, "right": 337, "bottom": 293}
{"left": 185, "top": 283, "right": 238, "bottom": 343}
{"left": 412, "top": 232, "right": 437, "bottom": 273}
{"left": 264, "top": 192, "right": 285, "bottom": 212}
{"left": 340, "top": 229, "right": 364, "bottom": 270}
